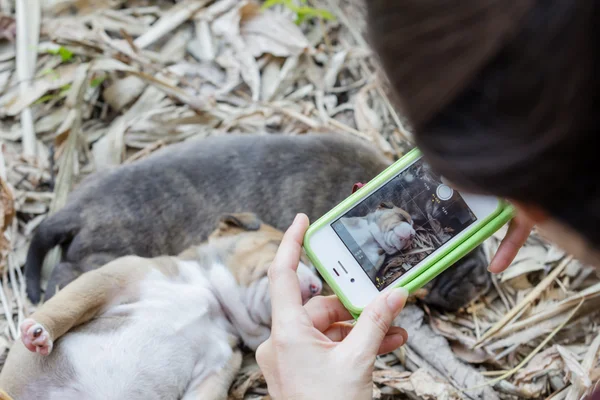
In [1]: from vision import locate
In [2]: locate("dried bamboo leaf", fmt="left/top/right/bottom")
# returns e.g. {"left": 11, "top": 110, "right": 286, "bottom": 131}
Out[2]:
{"left": 188, "top": 18, "right": 216, "bottom": 62}
{"left": 556, "top": 345, "right": 591, "bottom": 389}
{"left": 103, "top": 75, "right": 147, "bottom": 112}
{"left": 323, "top": 50, "right": 348, "bottom": 89}
{"left": 133, "top": 0, "right": 209, "bottom": 50}
{"left": 373, "top": 368, "right": 462, "bottom": 400}
{"left": 1, "top": 64, "right": 78, "bottom": 116}
{"left": 240, "top": 7, "right": 310, "bottom": 58}
{"left": 212, "top": 1, "right": 260, "bottom": 101}
{"left": 476, "top": 256, "right": 572, "bottom": 347}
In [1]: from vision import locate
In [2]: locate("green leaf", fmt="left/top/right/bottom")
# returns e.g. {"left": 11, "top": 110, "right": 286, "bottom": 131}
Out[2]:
{"left": 296, "top": 6, "right": 335, "bottom": 21}
{"left": 90, "top": 75, "right": 106, "bottom": 88}
{"left": 59, "top": 84, "right": 72, "bottom": 95}
{"left": 261, "top": 0, "right": 284, "bottom": 10}
{"left": 32, "top": 84, "right": 71, "bottom": 105}
{"left": 261, "top": 0, "right": 334, "bottom": 24}
{"left": 47, "top": 46, "right": 74, "bottom": 62}
{"left": 33, "top": 94, "right": 58, "bottom": 105}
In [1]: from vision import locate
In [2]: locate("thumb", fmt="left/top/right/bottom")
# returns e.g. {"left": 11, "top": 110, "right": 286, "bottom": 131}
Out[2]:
{"left": 342, "top": 287, "right": 408, "bottom": 356}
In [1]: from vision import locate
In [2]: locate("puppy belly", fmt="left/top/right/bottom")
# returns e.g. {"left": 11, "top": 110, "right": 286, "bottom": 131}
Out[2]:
{"left": 34, "top": 268, "right": 234, "bottom": 400}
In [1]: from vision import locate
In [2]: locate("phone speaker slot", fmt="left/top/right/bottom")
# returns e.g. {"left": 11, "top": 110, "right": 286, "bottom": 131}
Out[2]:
{"left": 337, "top": 261, "right": 348, "bottom": 274}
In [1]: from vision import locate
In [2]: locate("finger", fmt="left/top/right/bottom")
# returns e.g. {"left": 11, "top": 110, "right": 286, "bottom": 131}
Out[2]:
{"left": 378, "top": 330, "right": 407, "bottom": 354}
{"left": 324, "top": 324, "right": 407, "bottom": 355}
{"left": 304, "top": 296, "right": 354, "bottom": 331}
{"left": 341, "top": 287, "right": 408, "bottom": 356}
{"left": 488, "top": 215, "right": 534, "bottom": 274}
{"left": 269, "top": 214, "right": 310, "bottom": 321}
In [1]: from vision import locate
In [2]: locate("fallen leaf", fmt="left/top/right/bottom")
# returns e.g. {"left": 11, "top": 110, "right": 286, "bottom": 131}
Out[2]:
{"left": 241, "top": 7, "right": 310, "bottom": 58}
{"left": 103, "top": 75, "right": 147, "bottom": 112}
{"left": 557, "top": 345, "right": 592, "bottom": 388}
{"left": 212, "top": 1, "right": 261, "bottom": 101}
{"left": 373, "top": 368, "right": 461, "bottom": 400}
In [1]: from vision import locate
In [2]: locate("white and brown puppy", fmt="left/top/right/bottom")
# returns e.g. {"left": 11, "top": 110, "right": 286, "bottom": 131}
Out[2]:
{"left": 340, "top": 203, "right": 416, "bottom": 274}
{"left": 0, "top": 213, "right": 321, "bottom": 400}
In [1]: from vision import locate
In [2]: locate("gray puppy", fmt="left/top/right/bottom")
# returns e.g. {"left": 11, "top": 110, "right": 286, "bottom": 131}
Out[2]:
{"left": 25, "top": 133, "right": 491, "bottom": 309}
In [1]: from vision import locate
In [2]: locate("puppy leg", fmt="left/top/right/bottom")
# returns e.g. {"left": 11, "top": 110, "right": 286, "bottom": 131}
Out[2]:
{"left": 181, "top": 349, "right": 243, "bottom": 400}
{"left": 21, "top": 256, "right": 158, "bottom": 355}
{"left": 44, "top": 262, "right": 82, "bottom": 300}
{"left": 44, "top": 253, "right": 118, "bottom": 300}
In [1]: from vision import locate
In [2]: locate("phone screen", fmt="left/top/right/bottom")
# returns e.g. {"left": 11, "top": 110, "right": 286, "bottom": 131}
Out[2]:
{"left": 331, "top": 158, "right": 478, "bottom": 291}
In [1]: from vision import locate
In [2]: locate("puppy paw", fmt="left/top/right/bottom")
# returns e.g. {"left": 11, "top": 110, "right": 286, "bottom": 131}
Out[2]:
{"left": 20, "top": 318, "right": 53, "bottom": 356}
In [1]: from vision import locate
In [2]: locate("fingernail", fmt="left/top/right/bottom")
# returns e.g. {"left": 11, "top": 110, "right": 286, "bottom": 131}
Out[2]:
{"left": 387, "top": 287, "right": 409, "bottom": 313}
{"left": 394, "top": 332, "right": 407, "bottom": 346}
{"left": 293, "top": 214, "right": 302, "bottom": 223}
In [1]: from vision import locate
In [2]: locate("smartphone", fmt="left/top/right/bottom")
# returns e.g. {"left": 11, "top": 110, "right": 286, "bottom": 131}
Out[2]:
{"left": 303, "top": 148, "right": 514, "bottom": 317}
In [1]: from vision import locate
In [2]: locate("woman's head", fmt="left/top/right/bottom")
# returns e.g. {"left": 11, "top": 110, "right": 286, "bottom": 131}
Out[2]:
{"left": 366, "top": 0, "right": 600, "bottom": 264}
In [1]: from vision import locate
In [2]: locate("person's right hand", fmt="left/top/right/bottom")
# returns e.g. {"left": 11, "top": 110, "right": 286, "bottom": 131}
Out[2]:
{"left": 256, "top": 214, "right": 408, "bottom": 400}
{"left": 488, "top": 213, "right": 534, "bottom": 273}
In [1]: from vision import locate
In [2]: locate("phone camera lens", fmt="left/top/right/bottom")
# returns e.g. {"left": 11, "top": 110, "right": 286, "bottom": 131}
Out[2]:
{"left": 350, "top": 278, "right": 355, "bottom": 283}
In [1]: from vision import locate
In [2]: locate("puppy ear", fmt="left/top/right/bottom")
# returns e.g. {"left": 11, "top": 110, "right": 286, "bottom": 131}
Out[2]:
{"left": 378, "top": 202, "right": 394, "bottom": 209}
{"left": 218, "top": 213, "right": 262, "bottom": 232}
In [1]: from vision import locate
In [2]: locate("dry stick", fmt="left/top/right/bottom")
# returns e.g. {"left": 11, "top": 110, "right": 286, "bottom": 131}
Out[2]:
{"left": 133, "top": 0, "right": 210, "bottom": 49}
{"left": 8, "top": 252, "right": 24, "bottom": 325}
{"left": 467, "top": 299, "right": 585, "bottom": 392}
{"left": 494, "top": 282, "right": 600, "bottom": 339}
{"left": 0, "top": 268, "right": 17, "bottom": 340}
{"left": 15, "top": 0, "right": 41, "bottom": 158}
{"left": 491, "top": 273, "right": 511, "bottom": 312}
{"left": 475, "top": 256, "right": 572, "bottom": 348}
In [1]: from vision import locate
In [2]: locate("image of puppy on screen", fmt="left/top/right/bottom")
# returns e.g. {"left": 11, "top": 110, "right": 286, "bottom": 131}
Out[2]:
{"left": 332, "top": 159, "right": 477, "bottom": 290}
{"left": 338, "top": 204, "right": 416, "bottom": 271}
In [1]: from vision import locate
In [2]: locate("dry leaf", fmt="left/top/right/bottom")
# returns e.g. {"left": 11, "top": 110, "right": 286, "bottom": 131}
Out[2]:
{"left": 212, "top": 1, "right": 261, "bottom": 101}
{"left": 240, "top": 8, "right": 310, "bottom": 58}
{"left": 324, "top": 50, "right": 348, "bottom": 89}
{"left": 133, "top": 0, "right": 208, "bottom": 49}
{"left": 514, "top": 346, "right": 565, "bottom": 391}
{"left": 556, "top": 345, "right": 592, "bottom": 388}
{"left": 188, "top": 18, "right": 216, "bottom": 62}
{"left": 373, "top": 368, "right": 461, "bottom": 400}
{"left": 450, "top": 341, "right": 491, "bottom": 364}
{"left": 103, "top": 75, "right": 147, "bottom": 111}
{"left": 0, "top": 64, "right": 78, "bottom": 116}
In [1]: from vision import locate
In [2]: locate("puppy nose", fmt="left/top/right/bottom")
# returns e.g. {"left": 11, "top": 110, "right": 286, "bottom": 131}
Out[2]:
{"left": 309, "top": 284, "right": 320, "bottom": 295}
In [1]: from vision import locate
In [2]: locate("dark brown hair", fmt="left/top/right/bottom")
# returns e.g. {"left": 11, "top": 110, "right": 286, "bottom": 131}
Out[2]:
{"left": 367, "top": 0, "right": 600, "bottom": 244}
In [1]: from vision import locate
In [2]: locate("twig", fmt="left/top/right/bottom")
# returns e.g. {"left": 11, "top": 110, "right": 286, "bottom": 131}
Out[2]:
{"left": 134, "top": 0, "right": 210, "bottom": 49}
{"left": 15, "top": 0, "right": 41, "bottom": 158}
{"left": 475, "top": 256, "right": 572, "bottom": 347}
{"left": 0, "top": 271, "right": 17, "bottom": 340}
{"left": 467, "top": 299, "right": 585, "bottom": 391}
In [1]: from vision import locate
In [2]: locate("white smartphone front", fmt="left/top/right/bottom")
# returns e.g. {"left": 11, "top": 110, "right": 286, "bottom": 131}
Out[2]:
{"left": 306, "top": 156, "right": 500, "bottom": 309}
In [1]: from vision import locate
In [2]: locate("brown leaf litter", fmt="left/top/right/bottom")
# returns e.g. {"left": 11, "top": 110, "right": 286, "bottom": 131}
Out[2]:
{"left": 0, "top": 1, "right": 597, "bottom": 399}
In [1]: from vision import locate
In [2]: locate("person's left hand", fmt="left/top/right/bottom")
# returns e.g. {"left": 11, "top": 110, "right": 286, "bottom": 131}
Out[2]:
{"left": 488, "top": 212, "right": 535, "bottom": 273}
{"left": 256, "top": 214, "right": 409, "bottom": 400}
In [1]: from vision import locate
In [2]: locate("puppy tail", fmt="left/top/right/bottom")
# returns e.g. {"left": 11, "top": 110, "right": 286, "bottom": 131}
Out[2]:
{"left": 25, "top": 211, "right": 80, "bottom": 303}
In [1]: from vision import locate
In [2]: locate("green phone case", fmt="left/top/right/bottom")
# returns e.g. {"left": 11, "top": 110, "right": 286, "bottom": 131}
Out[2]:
{"left": 303, "top": 148, "right": 514, "bottom": 319}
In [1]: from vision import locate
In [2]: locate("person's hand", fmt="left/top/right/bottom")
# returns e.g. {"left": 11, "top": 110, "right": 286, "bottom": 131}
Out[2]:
{"left": 256, "top": 214, "right": 408, "bottom": 400}
{"left": 488, "top": 213, "right": 534, "bottom": 273}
